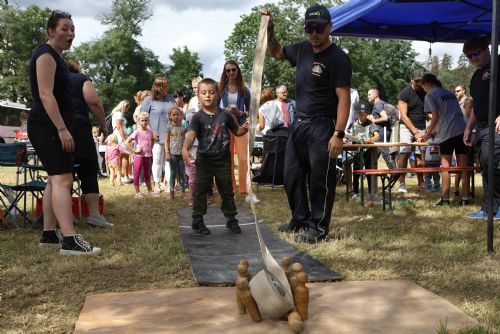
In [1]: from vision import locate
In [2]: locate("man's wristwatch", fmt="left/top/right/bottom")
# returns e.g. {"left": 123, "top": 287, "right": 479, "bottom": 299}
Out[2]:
{"left": 333, "top": 130, "right": 345, "bottom": 139}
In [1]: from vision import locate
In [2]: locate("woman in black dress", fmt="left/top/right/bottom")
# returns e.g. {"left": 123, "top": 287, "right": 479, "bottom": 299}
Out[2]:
{"left": 66, "top": 60, "right": 112, "bottom": 228}
{"left": 28, "top": 10, "right": 101, "bottom": 255}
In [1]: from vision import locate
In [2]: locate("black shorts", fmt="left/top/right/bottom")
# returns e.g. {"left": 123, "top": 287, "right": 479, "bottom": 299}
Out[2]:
{"left": 440, "top": 134, "right": 469, "bottom": 156}
{"left": 28, "top": 122, "right": 74, "bottom": 176}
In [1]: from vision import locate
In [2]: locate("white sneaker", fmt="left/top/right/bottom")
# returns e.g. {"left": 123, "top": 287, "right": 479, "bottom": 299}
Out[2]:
{"left": 121, "top": 177, "right": 132, "bottom": 184}
{"left": 397, "top": 183, "right": 407, "bottom": 193}
{"left": 245, "top": 193, "right": 261, "bottom": 204}
{"left": 351, "top": 193, "right": 361, "bottom": 201}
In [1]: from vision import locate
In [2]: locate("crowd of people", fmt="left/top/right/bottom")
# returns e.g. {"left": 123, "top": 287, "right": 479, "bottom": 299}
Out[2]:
{"left": 27, "top": 5, "right": 500, "bottom": 256}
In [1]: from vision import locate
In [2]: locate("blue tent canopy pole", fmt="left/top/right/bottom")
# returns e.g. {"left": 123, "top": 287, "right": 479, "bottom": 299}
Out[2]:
{"left": 487, "top": 0, "right": 499, "bottom": 253}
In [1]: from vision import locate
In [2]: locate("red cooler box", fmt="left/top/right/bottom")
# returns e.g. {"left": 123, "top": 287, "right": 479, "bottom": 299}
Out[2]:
{"left": 36, "top": 195, "right": 104, "bottom": 217}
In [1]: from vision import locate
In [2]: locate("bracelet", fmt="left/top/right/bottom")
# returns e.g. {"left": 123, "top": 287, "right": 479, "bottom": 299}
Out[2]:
{"left": 57, "top": 127, "right": 67, "bottom": 133}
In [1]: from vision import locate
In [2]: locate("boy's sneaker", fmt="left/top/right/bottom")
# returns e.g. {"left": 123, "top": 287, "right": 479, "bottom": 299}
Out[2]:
{"left": 39, "top": 229, "right": 63, "bottom": 248}
{"left": 192, "top": 220, "right": 211, "bottom": 235}
{"left": 60, "top": 234, "right": 102, "bottom": 256}
{"left": 397, "top": 183, "right": 407, "bottom": 193}
{"left": 452, "top": 191, "right": 461, "bottom": 198}
{"left": 465, "top": 210, "right": 488, "bottom": 219}
{"left": 433, "top": 198, "right": 450, "bottom": 206}
{"left": 295, "top": 228, "right": 327, "bottom": 244}
{"left": 226, "top": 218, "right": 242, "bottom": 234}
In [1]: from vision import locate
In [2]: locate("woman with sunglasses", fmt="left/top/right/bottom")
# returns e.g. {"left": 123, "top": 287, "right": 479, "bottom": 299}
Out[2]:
{"left": 218, "top": 60, "right": 259, "bottom": 204}
{"left": 28, "top": 10, "right": 101, "bottom": 255}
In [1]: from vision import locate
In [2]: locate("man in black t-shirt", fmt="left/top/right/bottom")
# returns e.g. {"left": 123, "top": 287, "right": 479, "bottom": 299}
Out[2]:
{"left": 462, "top": 36, "right": 500, "bottom": 219}
{"left": 261, "top": 5, "right": 352, "bottom": 243}
{"left": 396, "top": 69, "right": 427, "bottom": 193}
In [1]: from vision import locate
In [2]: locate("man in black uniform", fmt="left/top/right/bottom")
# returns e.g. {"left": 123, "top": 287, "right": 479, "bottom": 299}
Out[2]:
{"left": 463, "top": 36, "right": 500, "bottom": 219}
{"left": 261, "top": 5, "right": 351, "bottom": 243}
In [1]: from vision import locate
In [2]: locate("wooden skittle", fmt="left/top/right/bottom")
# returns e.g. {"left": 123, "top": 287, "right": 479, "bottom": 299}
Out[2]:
{"left": 295, "top": 271, "right": 309, "bottom": 321}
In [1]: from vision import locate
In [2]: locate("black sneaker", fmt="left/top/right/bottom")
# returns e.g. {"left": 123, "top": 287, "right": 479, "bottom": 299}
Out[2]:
{"left": 433, "top": 198, "right": 450, "bottom": 206}
{"left": 455, "top": 198, "right": 471, "bottom": 206}
{"left": 452, "top": 191, "right": 461, "bottom": 198}
{"left": 192, "top": 220, "right": 211, "bottom": 235}
{"left": 39, "top": 229, "right": 63, "bottom": 248}
{"left": 295, "top": 228, "right": 327, "bottom": 244}
{"left": 60, "top": 234, "right": 102, "bottom": 256}
{"left": 277, "top": 221, "right": 308, "bottom": 233}
{"left": 226, "top": 218, "right": 242, "bottom": 234}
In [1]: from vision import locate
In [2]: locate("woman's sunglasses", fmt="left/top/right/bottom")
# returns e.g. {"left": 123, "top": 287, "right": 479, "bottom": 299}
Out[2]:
{"left": 225, "top": 68, "right": 238, "bottom": 74}
{"left": 466, "top": 49, "right": 482, "bottom": 60}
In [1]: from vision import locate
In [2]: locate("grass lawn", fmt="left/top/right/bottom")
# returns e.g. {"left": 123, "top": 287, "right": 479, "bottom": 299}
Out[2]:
{"left": 0, "top": 168, "right": 499, "bottom": 333}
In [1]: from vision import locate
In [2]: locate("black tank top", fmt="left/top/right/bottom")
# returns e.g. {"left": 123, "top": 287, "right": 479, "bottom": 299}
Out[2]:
{"left": 68, "top": 72, "right": 92, "bottom": 126}
{"left": 28, "top": 44, "right": 74, "bottom": 130}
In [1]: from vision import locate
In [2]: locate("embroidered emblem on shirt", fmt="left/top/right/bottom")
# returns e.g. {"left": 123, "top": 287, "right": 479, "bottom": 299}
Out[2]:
{"left": 311, "top": 62, "right": 326, "bottom": 77}
{"left": 482, "top": 70, "right": 490, "bottom": 81}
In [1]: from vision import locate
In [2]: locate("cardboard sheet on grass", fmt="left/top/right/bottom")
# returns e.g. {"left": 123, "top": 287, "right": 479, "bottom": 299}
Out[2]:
{"left": 75, "top": 280, "right": 477, "bottom": 334}
{"left": 178, "top": 205, "right": 340, "bottom": 284}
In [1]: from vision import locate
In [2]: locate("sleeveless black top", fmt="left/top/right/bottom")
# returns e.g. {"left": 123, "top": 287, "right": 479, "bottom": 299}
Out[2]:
{"left": 28, "top": 44, "right": 74, "bottom": 130}
{"left": 68, "top": 72, "right": 96, "bottom": 159}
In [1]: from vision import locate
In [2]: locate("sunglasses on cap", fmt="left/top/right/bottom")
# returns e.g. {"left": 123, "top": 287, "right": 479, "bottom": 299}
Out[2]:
{"left": 305, "top": 24, "right": 327, "bottom": 34}
{"left": 50, "top": 10, "right": 72, "bottom": 19}
{"left": 466, "top": 49, "right": 482, "bottom": 60}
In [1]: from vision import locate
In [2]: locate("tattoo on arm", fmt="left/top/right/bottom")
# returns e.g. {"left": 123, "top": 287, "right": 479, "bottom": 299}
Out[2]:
{"left": 267, "top": 29, "right": 284, "bottom": 60}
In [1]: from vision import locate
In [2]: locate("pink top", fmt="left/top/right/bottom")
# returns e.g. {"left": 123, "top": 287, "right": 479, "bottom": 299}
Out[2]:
{"left": 130, "top": 128, "right": 155, "bottom": 157}
{"left": 106, "top": 144, "right": 123, "bottom": 166}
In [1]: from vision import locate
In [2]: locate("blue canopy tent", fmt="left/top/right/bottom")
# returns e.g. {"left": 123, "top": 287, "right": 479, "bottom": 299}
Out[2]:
{"left": 328, "top": 0, "right": 498, "bottom": 252}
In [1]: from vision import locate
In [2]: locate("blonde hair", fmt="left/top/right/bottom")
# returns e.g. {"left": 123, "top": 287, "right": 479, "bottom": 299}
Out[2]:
{"left": 106, "top": 133, "right": 118, "bottom": 145}
{"left": 112, "top": 100, "right": 130, "bottom": 114}
{"left": 138, "top": 112, "right": 150, "bottom": 121}
{"left": 134, "top": 90, "right": 150, "bottom": 104}
{"left": 150, "top": 76, "right": 169, "bottom": 101}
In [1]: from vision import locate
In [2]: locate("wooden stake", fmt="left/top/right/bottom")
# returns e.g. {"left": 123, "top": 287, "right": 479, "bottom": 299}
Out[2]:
{"left": 281, "top": 256, "right": 292, "bottom": 282}
{"left": 295, "top": 271, "right": 309, "bottom": 321}
{"left": 290, "top": 262, "right": 303, "bottom": 297}
{"left": 236, "top": 278, "right": 262, "bottom": 322}
{"left": 288, "top": 311, "right": 304, "bottom": 333}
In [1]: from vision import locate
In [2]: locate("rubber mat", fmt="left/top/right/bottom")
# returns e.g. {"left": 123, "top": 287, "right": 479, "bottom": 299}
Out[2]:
{"left": 178, "top": 205, "right": 341, "bottom": 285}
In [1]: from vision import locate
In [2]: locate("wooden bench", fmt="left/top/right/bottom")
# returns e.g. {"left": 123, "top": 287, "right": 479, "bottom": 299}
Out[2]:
{"left": 352, "top": 166, "right": 481, "bottom": 211}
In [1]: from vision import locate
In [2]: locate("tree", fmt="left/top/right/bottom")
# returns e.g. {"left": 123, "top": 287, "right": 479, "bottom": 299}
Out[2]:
{"left": 225, "top": 0, "right": 418, "bottom": 103}
{"left": 69, "top": 0, "right": 165, "bottom": 113}
{"left": 98, "top": 0, "right": 152, "bottom": 37}
{"left": 224, "top": 3, "right": 302, "bottom": 98}
{"left": 165, "top": 47, "right": 203, "bottom": 99}
{"left": 0, "top": 4, "right": 50, "bottom": 104}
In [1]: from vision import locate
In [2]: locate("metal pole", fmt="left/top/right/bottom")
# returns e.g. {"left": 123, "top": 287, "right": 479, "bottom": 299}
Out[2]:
{"left": 486, "top": 0, "right": 499, "bottom": 253}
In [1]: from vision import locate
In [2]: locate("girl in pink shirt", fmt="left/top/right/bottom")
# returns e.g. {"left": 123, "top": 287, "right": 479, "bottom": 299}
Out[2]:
{"left": 125, "top": 112, "right": 157, "bottom": 198}
{"left": 105, "top": 134, "right": 124, "bottom": 186}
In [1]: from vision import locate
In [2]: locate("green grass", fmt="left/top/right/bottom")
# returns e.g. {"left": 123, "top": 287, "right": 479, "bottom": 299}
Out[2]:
{"left": 0, "top": 169, "right": 499, "bottom": 333}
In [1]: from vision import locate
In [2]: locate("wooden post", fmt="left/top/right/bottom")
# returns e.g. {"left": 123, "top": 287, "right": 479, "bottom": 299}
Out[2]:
{"left": 288, "top": 311, "right": 304, "bottom": 333}
{"left": 295, "top": 271, "right": 309, "bottom": 321}
{"left": 236, "top": 278, "right": 262, "bottom": 322}
{"left": 238, "top": 259, "right": 252, "bottom": 281}
{"left": 290, "top": 262, "right": 303, "bottom": 297}
{"left": 281, "top": 256, "right": 292, "bottom": 282}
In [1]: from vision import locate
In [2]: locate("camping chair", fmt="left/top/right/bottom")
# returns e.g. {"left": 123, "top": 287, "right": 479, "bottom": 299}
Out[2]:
{"left": 0, "top": 143, "right": 46, "bottom": 227}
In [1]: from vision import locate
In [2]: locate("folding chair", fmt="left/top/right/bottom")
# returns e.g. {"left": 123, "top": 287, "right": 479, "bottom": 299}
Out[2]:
{"left": 0, "top": 143, "right": 46, "bottom": 227}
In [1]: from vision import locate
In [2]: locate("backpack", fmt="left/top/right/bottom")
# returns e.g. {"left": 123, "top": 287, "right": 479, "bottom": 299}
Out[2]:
{"left": 383, "top": 102, "right": 400, "bottom": 128}
{"left": 105, "top": 114, "right": 114, "bottom": 134}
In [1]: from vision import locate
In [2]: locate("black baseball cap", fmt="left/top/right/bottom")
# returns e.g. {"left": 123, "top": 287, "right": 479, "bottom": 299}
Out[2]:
{"left": 358, "top": 100, "right": 371, "bottom": 114}
{"left": 304, "top": 5, "right": 331, "bottom": 25}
